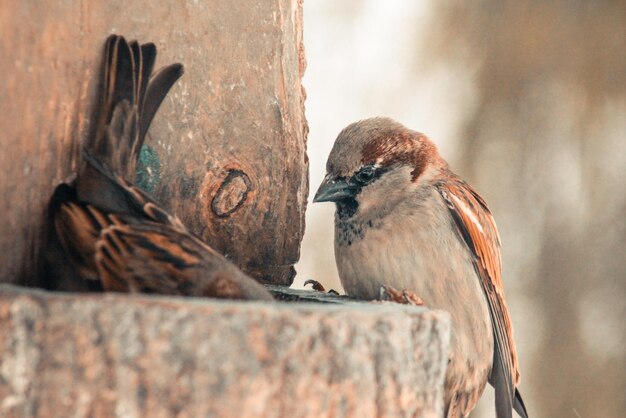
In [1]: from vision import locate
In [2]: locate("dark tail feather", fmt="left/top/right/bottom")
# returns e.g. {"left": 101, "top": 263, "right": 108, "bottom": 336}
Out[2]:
{"left": 84, "top": 35, "right": 136, "bottom": 176}
{"left": 137, "top": 43, "right": 157, "bottom": 118}
{"left": 513, "top": 388, "right": 528, "bottom": 418}
{"left": 137, "top": 63, "right": 184, "bottom": 149}
{"left": 109, "top": 37, "right": 135, "bottom": 126}
{"left": 492, "top": 344, "right": 514, "bottom": 418}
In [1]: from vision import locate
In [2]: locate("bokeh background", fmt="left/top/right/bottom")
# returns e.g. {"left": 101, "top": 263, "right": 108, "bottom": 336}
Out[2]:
{"left": 294, "top": 1, "right": 626, "bottom": 417}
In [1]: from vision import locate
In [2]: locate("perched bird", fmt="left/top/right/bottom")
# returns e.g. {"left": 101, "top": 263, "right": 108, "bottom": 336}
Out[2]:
{"left": 314, "top": 117, "right": 527, "bottom": 418}
{"left": 46, "top": 35, "right": 273, "bottom": 302}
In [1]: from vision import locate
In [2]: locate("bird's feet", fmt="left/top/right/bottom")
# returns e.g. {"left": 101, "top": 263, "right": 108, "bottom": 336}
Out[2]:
{"left": 378, "top": 285, "right": 425, "bottom": 306}
{"left": 303, "top": 279, "right": 340, "bottom": 295}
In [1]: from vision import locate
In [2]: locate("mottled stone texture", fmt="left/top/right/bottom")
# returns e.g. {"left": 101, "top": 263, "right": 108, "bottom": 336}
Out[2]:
{"left": 0, "top": 0, "right": 307, "bottom": 287}
{"left": 0, "top": 285, "right": 451, "bottom": 418}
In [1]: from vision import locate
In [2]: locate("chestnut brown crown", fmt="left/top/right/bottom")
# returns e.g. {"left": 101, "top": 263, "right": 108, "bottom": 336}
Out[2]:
{"left": 314, "top": 117, "right": 443, "bottom": 206}
{"left": 331, "top": 117, "right": 439, "bottom": 177}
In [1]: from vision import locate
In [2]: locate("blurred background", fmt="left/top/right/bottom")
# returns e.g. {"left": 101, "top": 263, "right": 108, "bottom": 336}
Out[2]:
{"left": 295, "top": 1, "right": 625, "bottom": 417}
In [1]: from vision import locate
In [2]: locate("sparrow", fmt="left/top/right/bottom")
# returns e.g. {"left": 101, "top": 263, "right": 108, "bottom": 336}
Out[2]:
{"left": 45, "top": 34, "right": 273, "bottom": 302}
{"left": 314, "top": 117, "right": 527, "bottom": 418}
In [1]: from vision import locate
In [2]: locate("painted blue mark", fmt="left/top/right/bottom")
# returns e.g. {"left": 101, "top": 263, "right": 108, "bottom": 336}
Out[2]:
{"left": 136, "top": 145, "right": 161, "bottom": 193}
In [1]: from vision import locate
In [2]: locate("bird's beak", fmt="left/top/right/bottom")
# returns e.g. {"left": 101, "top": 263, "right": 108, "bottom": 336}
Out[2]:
{"left": 313, "top": 175, "right": 357, "bottom": 203}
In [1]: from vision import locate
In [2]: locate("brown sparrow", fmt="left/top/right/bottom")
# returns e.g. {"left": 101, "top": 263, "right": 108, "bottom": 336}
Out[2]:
{"left": 314, "top": 118, "right": 527, "bottom": 418}
{"left": 46, "top": 35, "right": 273, "bottom": 302}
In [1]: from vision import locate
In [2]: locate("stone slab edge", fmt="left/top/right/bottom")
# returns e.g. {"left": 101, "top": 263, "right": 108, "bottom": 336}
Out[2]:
{"left": 0, "top": 285, "right": 450, "bottom": 418}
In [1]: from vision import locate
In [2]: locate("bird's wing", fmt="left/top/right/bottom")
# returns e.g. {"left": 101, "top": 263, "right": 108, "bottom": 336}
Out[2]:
{"left": 54, "top": 187, "right": 211, "bottom": 293}
{"left": 94, "top": 221, "right": 210, "bottom": 294}
{"left": 50, "top": 179, "right": 184, "bottom": 280}
{"left": 51, "top": 184, "right": 272, "bottom": 300}
{"left": 116, "top": 175, "right": 187, "bottom": 231}
{"left": 94, "top": 222, "right": 274, "bottom": 301}
{"left": 437, "top": 177, "right": 526, "bottom": 418}
{"left": 51, "top": 185, "right": 110, "bottom": 281}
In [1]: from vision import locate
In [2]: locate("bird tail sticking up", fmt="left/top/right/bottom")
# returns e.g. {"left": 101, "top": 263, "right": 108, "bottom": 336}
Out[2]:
{"left": 76, "top": 35, "right": 183, "bottom": 207}
{"left": 86, "top": 34, "right": 183, "bottom": 178}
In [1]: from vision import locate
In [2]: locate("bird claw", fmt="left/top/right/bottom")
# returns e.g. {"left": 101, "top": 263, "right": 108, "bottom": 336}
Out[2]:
{"left": 303, "top": 279, "right": 339, "bottom": 295}
{"left": 378, "top": 285, "right": 425, "bottom": 306}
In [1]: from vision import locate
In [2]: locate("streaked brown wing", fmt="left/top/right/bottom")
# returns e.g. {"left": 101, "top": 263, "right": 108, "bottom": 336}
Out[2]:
{"left": 53, "top": 198, "right": 121, "bottom": 281}
{"left": 116, "top": 176, "right": 186, "bottom": 230}
{"left": 94, "top": 222, "right": 274, "bottom": 301}
{"left": 78, "top": 151, "right": 186, "bottom": 231}
{"left": 437, "top": 176, "right": 521, "bottom": 418}
{"left": 52, "top": 179, "right": 184, "bottom": 281}
{"left": 95, "top": 222, "right": 207, "bottom": 294}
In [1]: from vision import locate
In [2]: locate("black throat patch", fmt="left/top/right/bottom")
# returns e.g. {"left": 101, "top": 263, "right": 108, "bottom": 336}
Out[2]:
{"left": 336, "top": 199, "right": 358, "bottom": 219}
{"left": 335, "top": 216, "right": 364, "bottom": 246}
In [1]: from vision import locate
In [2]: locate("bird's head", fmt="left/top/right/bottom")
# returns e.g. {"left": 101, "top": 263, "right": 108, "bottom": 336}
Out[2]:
{"left": 314, "top": 117, "right": 444, "bottom": 219}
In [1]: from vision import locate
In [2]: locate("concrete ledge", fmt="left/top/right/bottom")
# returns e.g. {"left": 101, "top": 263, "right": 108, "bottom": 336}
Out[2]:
{"left": 0, "top": 285, "right": 450, "bottom": 418}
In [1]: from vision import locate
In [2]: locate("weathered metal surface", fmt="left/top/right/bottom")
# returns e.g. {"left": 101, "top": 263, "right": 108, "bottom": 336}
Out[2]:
{"left": 0, "top": 0, "right": 307, "bottom": 287}
{"left": 0, "top": 284, "right": 450, "bottom": 418}
{"left": 267, "top": 285, "right": 355, "bottom": 304}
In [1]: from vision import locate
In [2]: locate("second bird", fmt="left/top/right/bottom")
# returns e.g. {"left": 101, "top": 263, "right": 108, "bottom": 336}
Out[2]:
{"left": 314, "top": 117, "right": 527, "bottom": 418}
{"left": 46, "top": 35, "right": 273, "bottom": 302}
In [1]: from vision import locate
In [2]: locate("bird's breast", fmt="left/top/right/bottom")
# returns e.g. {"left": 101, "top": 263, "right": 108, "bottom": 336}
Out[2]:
{"left": 334, "top": 190, "right": 493, "bottom": 405}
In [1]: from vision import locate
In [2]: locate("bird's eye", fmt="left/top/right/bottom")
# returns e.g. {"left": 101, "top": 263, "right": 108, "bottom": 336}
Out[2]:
{"left": 354, "top": 166, "right": 376, "bottom": 185}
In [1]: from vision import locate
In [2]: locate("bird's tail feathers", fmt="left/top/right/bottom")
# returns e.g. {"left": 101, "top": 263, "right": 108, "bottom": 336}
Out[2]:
{"left": 83, "top": 34, "right": 183, "bottom": 181}
{"left": 77, "top": 35, "right": 182, "bottom": 207}
{"left": 137, "top": 62, "right": 184, "bottom": 154}
{"left": 513, "top": 388, "right": 528, "bottom": 418}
